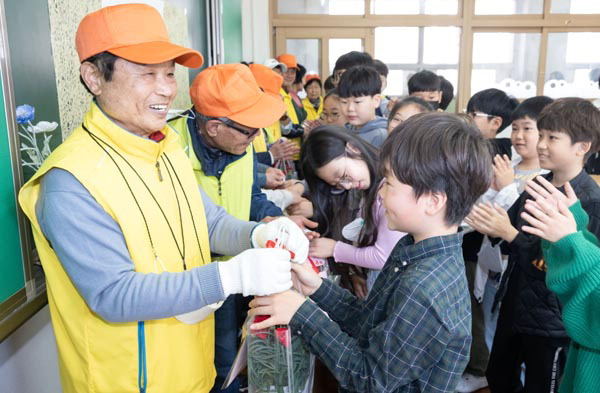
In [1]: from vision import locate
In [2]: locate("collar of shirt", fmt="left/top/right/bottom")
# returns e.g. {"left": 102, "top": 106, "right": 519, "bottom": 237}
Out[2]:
{"left": 186, "top": 112, "right": 247, "bottom": 178}
{"left": 390, "top": 230, "right": 464, "bottom": 267}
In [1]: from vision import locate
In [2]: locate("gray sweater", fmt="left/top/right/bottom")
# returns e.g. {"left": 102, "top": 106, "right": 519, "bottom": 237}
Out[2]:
{"left": 36, "top": 168, "right": 257, "bottom": 323}
{"left": 347, "top": 116, "right": 388, "bottom": 148}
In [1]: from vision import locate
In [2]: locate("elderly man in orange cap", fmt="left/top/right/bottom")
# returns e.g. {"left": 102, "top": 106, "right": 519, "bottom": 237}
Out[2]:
{"left": 169, "top": 63, "right": 316, "bottom": 393}
{"left": 18, "top": 5, "right": 309, "bottom": 393}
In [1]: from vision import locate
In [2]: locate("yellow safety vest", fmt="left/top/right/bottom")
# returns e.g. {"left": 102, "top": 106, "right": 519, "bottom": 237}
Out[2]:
{"left": 302, "top": 97, "right": 323, "bottom": 121}
{"left": 19, "top": 102, "right": 215, "bottom": 393}
{"left": 280, "top": 88, "right": 302, "bottom": 160}
{"left": 252, "top": 122, "right": 282, "bottom": 154}
{"left": 168, "top": 115, "right": 253, "bottom": 226}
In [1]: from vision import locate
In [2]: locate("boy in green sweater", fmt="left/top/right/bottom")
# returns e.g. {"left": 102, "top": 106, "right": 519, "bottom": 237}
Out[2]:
{"left": 520, "top": 175, "right": 600, "bottom": 393}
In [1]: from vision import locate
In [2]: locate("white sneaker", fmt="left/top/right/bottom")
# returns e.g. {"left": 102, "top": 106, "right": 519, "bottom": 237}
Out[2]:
{"left": 455, "top": 373, "right": 488, "bottom": 392}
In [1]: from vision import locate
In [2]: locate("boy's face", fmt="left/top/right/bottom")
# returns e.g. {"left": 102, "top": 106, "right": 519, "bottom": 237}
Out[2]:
{"left": 380, "top": 170, "right": 426, "bottom": 233}
{"left": 511, "top": 116, "right": 539, "bottom": 160}
{"left": 470, "top": 111, "right": 501, "bottom": 139}
{"left": 340, "top": 95, "right": 381, "bottom": 127}
{"left": 410, "top": 90, "right": 441, "bottom": 108}
{"left": 537, "top": 129, "right": 587, "bottom": 171}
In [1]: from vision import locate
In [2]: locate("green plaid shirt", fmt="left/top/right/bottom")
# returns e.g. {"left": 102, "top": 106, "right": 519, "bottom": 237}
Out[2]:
{"left": 289, "top": 232, "right": 471, "bottom": 393}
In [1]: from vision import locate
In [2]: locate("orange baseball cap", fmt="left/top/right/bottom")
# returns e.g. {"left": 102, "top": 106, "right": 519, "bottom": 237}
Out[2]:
{"left": 248, "top": 64, "right": 283, "bottom": 98}
{"left": 190, "top": 64, "right": 286, "bottom": 129}
{"left": 305, "top": 73, "right": 321, "bottom": 84}
{"left": 276, "top": 54, "right": 298, "bottom": 70}
{"left": 76, "top": 4, "right": 203, "bottom": 68}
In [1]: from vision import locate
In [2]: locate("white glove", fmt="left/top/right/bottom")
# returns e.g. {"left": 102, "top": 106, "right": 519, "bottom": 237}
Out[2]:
{"left": 217, "top": 248, "right": 292, "bottom": 296}
{"left": 175, "top": 301, "right": 223, "bottom": 324}
{"left": 251, "top": 217, "right": 309, "bottom": 263}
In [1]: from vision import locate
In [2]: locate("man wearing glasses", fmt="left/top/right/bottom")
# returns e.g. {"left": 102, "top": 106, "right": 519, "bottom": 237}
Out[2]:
{"left": 169, "top": 63, "right": 315, "bottom": 393}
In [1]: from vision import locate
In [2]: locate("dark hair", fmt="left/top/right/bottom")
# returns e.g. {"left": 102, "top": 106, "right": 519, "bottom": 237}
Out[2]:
{"left": 537, "top": 97, "right": 600, "bottom": 160}
{"left": 337, "top": 66, "right": 382, "bottom": 98}
{"left": 304, "top": 78, "right": 322, "bottom": 90}
{"left": 439, "top": 76, "right": 454, "bottom": 111}
{"left": 79, "top": 51, "right": 119, "bottom": 95}
{"left": 324, "top": 75, "right": 335, "bottom": 92}
{"left": 511, "top": 96, "right": 554, "bottom": 122}
{"left": 294, "top": 63, "right": 306, "bottom": 85}
{"left": 381, "top": 113, "right": 492, "bottom": 226}
{"left": 467, "top": 88, "right": 519, "bottom": 131}
{"left": 407, "top": 70, "right": 441, "bottom": 94}
{"left": 373, "top": 59, "right": 389, "bottom": 78}
{"left": 334, "top": 51, "right": 374, "bottom": 72}
{"left": 301, "top": 126, "right": 381, "bottom": 247}
{"left": 388, "top": 96, "right": 433, "bottom": 123}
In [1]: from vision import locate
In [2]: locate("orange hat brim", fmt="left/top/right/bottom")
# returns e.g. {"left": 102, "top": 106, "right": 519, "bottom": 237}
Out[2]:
{"left": 109, "top": 41, "right": 204, "bottom": 68}
{"left": 227, "top": 92, "right": 287, "bottom": 129}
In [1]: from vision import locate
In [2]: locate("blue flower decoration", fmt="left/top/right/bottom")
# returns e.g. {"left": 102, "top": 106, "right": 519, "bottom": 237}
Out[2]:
{"left": 16, "top": 104, "right": 35, "bottom": 124}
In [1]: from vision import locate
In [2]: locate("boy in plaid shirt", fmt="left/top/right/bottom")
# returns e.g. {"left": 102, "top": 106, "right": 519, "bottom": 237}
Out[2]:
{"left": 249, "top": 113, "right": 493, "bottom": 392}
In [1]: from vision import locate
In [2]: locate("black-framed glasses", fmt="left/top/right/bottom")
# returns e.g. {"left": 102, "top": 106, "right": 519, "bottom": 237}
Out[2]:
{"left": 216, "top": 117, "right": 259, "bottom": 137}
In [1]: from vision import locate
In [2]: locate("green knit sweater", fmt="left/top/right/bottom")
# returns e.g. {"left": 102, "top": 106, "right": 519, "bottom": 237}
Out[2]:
{"left": 541, "top": 200, "right": 600, "bottom": 393}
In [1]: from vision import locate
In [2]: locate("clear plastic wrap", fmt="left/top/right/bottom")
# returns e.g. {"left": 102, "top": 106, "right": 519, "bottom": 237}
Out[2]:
{"left": 247, "top": 316, "right": 313, "bottom": 393}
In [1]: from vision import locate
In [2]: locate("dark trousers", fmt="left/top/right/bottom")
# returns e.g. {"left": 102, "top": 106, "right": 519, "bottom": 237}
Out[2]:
{"left": 211, "top": 295, "right": 251, "bottom": 393}
{"left": 487, "top": 309, "right": 569, "bottom": 393}
{"left": 465, "top": 260, "right": 489, "bottom": 376}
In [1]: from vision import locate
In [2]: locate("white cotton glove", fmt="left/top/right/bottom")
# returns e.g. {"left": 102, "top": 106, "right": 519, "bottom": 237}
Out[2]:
{"left": 251, "top": 217, "right": 309, "bottom": 263}
{"left": 217, "top": 248, "right": 292, "bottom": 296}
{"left": 175, "top": 301, "right": 224, "bottom": 325}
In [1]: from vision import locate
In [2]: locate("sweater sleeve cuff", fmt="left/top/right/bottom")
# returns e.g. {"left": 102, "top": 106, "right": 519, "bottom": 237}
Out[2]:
{"left": 569, "top": 200, "right": 589, "bottom": 231}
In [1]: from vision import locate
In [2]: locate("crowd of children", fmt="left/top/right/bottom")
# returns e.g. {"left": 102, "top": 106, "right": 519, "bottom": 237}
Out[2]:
{"left": 192, "top": 52, "right": 600, "bottom": 393}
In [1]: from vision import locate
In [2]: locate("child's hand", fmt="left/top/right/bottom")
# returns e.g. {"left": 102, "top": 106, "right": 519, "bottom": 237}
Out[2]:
{"left": 351, "top": 273, "right": 368, "bottom": 299}
{"left": 248, "top": 290, "right": 306, "bottom": 329}
{"left": 287, "top": 198, "right": 314, "bottom": 218}
{"left": 309, "top": 237, "right": 337, "bottom": 258}
{"left": 465, "top": 203, "right": 519, "bottom": 242}
{"left": 291, "top": 262, "right": 323, "bottom": 296}
{"left": 492, "top": 154, "right": 514, "bottom": 191}
{"left": 521, "top": 198, "right": 576, "bottom": 242}
{"left": 525, "top": 176, "right": 578, "bottom": 208}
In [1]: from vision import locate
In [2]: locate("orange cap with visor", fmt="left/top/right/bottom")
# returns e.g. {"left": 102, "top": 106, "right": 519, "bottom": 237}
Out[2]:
{"left": 276, "top": 54, "right": 298, "bottom": 70}
{"left": 248, "top": 64, "right": 284, "bottom": 98}
{"left": 190, "top": 64, "right": 286, "bottom": 129}
{"left": 76, "top": 4, "right": 203, "bottom": 68}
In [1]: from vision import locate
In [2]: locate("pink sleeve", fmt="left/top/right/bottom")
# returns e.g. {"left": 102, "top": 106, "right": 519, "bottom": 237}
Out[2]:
{"left": 332, "top": 197, "right": 405, "bottom": 269}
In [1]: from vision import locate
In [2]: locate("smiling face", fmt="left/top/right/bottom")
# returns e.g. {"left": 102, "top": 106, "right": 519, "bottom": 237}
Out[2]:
{"left": 511, "top": 116, "right": 539, "bottom": 160}
{"left": 283, "top": 68, "right": 297, "bottom": 90}
{"left": 537, "top": 129, "right": 587, "bottom": 172}
{"left": 379, "top": 170, "right": 426, "bottom": 233}
{"left": 314, "top": 155, "right": 371, "bottom": 191}
{"left": 340, "top": 95, "right": 380, "bottom": 127}
{"left": 91, "top": 58, "right": 177, "bottom": 137}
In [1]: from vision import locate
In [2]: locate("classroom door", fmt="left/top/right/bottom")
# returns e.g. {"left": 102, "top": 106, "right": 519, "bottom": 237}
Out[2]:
{"left": 275, "top": 27, "right": 373, "bottom": 78}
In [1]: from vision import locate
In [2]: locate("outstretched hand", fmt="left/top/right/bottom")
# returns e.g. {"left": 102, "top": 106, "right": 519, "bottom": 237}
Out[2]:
{"left": 521, "top": 196, "right": 577, "bottom": 243}
{"left": 464, "top": 202, "right": 518, "bottom": 242}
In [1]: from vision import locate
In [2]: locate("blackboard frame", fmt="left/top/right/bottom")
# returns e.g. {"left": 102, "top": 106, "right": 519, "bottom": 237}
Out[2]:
{"left": 0, "top": 0, "right": 47, "bottom": 343}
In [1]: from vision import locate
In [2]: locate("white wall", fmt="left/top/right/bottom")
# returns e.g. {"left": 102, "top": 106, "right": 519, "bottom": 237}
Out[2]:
{"left": 241, "top": 0, "right": 271, "bottom": 63}
{"left": 0, "top": 306, "right": 61, "bottom": 393}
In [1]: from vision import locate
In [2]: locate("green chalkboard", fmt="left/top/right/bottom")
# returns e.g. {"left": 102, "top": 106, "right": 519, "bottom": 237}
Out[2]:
{"left": 0, "top": 72, "right": 25, "bottom": 307}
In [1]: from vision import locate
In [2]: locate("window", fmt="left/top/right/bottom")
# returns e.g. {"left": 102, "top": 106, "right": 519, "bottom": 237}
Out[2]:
{"left": 371, "top": 0, "right": 458, "bottom": 15}
{"left": 474, "top": 0, "right": 543, "bottom": 15}
{"left": 277, "top": 0, "right": 365, "bottom": 15}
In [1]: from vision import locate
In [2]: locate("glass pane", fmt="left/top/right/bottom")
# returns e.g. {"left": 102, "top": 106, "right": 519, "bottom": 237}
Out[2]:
{"left": 471, "top": 32, "right": 541, "bottom": 99}
{"left": 375, "top": 27, "right": 419, "bottom": 64}
{"left": 329, "top": 38, "right": 363, "bottom": 74}
{"left": 385, "top": 69, "right": 406, "bottom": 96}
{"left": 544, "top": 32, "right": 600, "bottom": 98}
{"left": 551, "top": 0, "right": 600, "bottom": 14}
{"left": 287, "top": 39, "right": 321, "bottom": 75}
{"left": 371, "top": 0, "right": 458, "bottom": 15}
{"left": 278, "top": 0, "right": 364, "bottom": 15}
{"left": 423, "top": 27, "right": 461, "bottom": 64}
{"left": 475, "top": 0, "right": 543, "bottom": 14}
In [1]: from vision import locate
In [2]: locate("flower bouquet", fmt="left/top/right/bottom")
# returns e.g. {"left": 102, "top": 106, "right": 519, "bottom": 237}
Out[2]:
{"left": 246, "top": 315, "right": 313, "bottom": 393}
